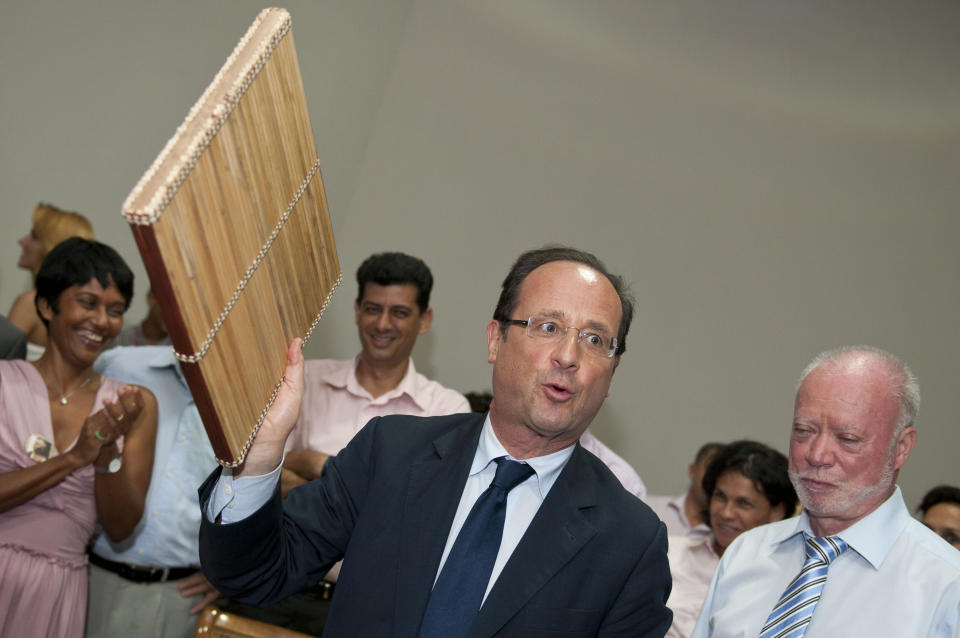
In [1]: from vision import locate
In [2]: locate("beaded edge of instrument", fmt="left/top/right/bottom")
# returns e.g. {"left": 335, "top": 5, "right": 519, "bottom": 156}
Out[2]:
{"left": 227, "top": 272, "right": 342, "bottom": 468}
{"left": 120, "top": 7, "right": 343, "bottom": 465}
{"left": 122, "top": 7, "right": 291, "bottom": 223}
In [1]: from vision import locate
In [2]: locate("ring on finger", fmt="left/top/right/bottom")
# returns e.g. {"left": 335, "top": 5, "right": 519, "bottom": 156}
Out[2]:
{"left": 115, "top": 413, "right": 125, "bottom": 423}
{"left": 94, "top": 430, "right": 107, "bottom": 442}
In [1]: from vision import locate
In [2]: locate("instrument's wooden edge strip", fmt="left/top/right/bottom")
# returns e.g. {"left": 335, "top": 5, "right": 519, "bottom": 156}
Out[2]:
{"left": 180, "top": 361, "right": 232, "bottom": 463}
{"left": 215, "top": 273, "right": 343, "bottom": 468}
{"left": 121, "top": 7, "right": 292, "bottom": 225}
{"left": 130, "top": 223, "right": 234, "bottom": 463}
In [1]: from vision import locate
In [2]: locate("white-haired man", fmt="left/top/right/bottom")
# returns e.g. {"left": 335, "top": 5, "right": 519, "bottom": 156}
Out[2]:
{"left": 693, "top": 346, "right": 960, "bottom": 638}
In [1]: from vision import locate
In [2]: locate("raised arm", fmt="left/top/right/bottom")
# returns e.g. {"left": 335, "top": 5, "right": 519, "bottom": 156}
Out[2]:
{"left": 281, "top": 449, "right": 328, "bottom": 497}
{"left": 237, "top": 339, "right": 305, "bottom": 477}
{"left": 200, "top": 339, "right": 353, "bottom": 604}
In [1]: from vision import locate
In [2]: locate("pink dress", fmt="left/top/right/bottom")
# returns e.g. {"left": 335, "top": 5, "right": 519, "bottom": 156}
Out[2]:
{"left": 0, "top": 360, "right": 123, "bottom": 638}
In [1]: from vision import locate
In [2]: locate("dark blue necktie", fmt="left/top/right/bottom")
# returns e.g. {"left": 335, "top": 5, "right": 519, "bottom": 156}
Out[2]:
{"left": 418, "top": 457, "right": 535, "bottom": 638}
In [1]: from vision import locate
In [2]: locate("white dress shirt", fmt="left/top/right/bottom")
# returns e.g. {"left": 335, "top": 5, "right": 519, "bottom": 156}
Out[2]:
{"left": 692, "top": 487, "right": 960, "bottom": 638}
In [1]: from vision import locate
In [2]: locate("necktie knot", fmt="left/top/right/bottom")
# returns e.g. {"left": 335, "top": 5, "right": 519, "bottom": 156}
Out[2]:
{"left": 804, "top": 534, "right": 848, "bottom": 565}
{"left": 491, "top": 457, "right": 535, "bottom": 493}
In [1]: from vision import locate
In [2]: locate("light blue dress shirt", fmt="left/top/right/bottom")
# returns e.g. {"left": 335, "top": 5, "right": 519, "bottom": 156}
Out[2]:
{"left": 92, "top": 346, "right": 216, "bottom": 567}
{"left": 692, "top": 487, "right": 960, "bottom": 638}
{"left": 206, "top": 415, "right": 575, "bottom": 599}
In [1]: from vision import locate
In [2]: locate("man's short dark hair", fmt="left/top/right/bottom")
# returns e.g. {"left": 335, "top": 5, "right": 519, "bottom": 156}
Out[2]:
{"left": 356, "top": 252, "right": 433, "bottom": 313}
{"left": 702, "top": 440, "right": 798, "bottom": 515}
{"left": 918, "top": 485, "right": 960, "bottom": 515}
{"left": 34, "top": 237, "right": 135, "bottom": 328}
{"left": 492, "top": 245, "right": 635, "bottom": 357}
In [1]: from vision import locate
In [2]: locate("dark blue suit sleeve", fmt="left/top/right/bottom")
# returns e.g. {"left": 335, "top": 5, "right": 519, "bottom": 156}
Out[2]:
{"left": 598, "top": 519, "right": 672, "bottom": 637}
{"left": 198, "top": 418, "right": 382, "bottom": 606}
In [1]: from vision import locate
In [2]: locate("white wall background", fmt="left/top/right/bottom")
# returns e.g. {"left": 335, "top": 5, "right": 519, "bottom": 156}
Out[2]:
{"left": 2, "top": 0, "right": 957, "bottom": 508}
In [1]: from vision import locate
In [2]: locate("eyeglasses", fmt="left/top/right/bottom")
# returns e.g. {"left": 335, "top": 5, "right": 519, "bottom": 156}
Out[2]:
{"left": 501, "top": 315, "right": 619, "bottom": 359}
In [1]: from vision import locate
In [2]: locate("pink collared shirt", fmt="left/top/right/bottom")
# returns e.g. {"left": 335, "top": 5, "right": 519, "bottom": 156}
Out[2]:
{"left": 666, "top": 533, "right": 720, "bottom": 638}
{"left": 285, "top": 356, "right": 470, "bottom": 455}
{"left": 578, "top": 429, "right": 647, "bottom": 501}
{"left": 647, "top": 492, "right": 712, "bottom": 538}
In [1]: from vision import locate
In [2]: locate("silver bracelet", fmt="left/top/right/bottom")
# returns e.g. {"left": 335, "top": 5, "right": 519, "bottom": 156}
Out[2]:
{"left": 94, "top": 456, "right": 123, "bottom": 474}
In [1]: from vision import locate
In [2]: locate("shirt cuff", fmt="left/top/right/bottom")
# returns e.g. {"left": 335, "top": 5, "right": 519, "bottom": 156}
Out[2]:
{"left": 204, "top": 461, "right": 282, "bottom": 524}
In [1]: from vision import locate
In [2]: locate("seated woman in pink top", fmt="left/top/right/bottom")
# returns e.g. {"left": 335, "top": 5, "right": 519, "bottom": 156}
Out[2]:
{"left": 0, "top": 238, "right": 157, "bottom": 638}
{"left": 666, "top": 440, "right": 798, "bottom": 638}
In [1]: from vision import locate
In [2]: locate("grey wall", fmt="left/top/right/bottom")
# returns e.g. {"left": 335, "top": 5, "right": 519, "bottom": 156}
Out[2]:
{"left": 2, "top": 0, "right": 957, "bottom": 508}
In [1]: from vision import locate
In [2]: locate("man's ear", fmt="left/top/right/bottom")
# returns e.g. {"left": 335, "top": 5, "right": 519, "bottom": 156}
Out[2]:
{"left": 893, "top": 425, "right": 917, "bottom": 471}
{"left": 486, "top": 320, "right": 502, "bottom": 364}
{"left": 418, "top": 307, "right": 434, "bottom": 335}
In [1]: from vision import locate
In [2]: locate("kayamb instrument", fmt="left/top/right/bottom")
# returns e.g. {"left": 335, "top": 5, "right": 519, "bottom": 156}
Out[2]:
{"left": 123, "top": 7, "right": 340, "bottom": 466}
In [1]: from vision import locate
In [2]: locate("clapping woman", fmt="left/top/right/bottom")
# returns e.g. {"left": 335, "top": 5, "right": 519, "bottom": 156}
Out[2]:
{"left": 0, "top": 238, "right": 157, "bottom": 637}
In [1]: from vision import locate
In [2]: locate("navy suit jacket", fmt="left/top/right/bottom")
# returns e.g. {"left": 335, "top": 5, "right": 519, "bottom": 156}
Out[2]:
{"left": 199, "top": 413, "right": 671, "bottom": 637}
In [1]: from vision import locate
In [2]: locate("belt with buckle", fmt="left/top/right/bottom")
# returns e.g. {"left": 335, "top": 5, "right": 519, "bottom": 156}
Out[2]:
{"left": 88, "top": 552, "right": 197, "bottom": 583}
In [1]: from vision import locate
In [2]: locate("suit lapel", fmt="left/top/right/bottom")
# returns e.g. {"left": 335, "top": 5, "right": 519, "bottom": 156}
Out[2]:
{"left": 392, "top": 413, "right": 485, "bottom": 637}
{"left": 469, "top": 445, "right": 598, "bottom": 638}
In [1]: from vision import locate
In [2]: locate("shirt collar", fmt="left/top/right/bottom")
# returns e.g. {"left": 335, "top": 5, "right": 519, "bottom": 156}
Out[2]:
{"left": 670, "top": 492, "right": 712, "bottom": 538}
{"left": 671, "top": 532, "right": 721, "bottom": 559}
{"left": 390, "top": 358, "right": 426, "bottom": 409}
{"left": 688, "top": 522, "right": 713, "bottom": 539}
{"left": 471, "top": 414, "right": 575, "bottom": 500}
{"left": 334, "top": 355, "right": 426, "bottom": 410}
{"left": 146, "top": 346, "right": 189, "bottom": 388}
{"left": 146, "top": 346, "right": 178, "bottom": 369}
{"left": 669, "top": 493, "right": 689, "bottom": 524}
{"left": 769, "top": 486, "right": 909, "bottom": 570}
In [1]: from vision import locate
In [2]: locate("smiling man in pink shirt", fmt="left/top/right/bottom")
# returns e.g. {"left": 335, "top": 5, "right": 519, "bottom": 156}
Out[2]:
{"left": 282, "top": 252, "right": 470, "bottom": 495}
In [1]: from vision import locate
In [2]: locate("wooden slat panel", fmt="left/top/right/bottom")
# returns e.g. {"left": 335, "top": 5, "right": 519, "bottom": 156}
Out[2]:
{"left": 123, "top": 8, "right": 340, "bottom": 464}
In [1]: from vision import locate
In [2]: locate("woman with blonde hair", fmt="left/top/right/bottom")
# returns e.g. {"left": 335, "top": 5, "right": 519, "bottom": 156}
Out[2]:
{"left": 8, "top": 203, "right": 95, "bottom": 360}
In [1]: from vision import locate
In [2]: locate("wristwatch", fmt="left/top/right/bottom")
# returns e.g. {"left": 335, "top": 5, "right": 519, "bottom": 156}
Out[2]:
{"left": 94, "top": 456, "right": 123, "bottom": 474}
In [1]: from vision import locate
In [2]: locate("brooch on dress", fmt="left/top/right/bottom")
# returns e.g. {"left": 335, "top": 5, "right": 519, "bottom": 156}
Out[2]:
{"left": 25, "top": 433, "right": 52, "bottom": 463}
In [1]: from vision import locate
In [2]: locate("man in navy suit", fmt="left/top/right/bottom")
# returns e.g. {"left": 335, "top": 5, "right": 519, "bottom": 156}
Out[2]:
{"left": 199, "top": 246, "right": 672, "bottom": 637}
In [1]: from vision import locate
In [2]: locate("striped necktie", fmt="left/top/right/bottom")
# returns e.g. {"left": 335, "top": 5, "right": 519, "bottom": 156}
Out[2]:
{"left": 758, "top": 534, "right": 848, "bottom": 638}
